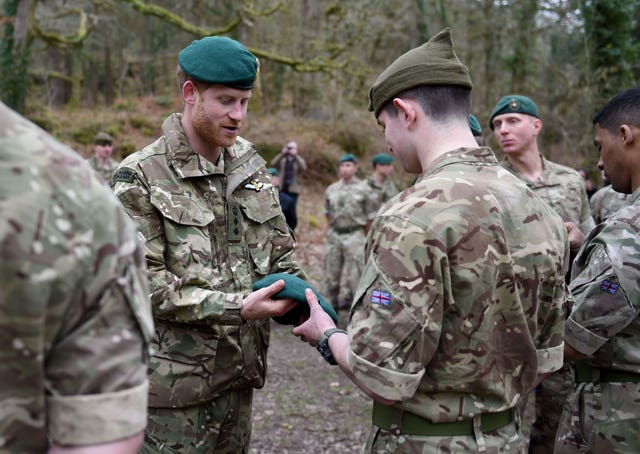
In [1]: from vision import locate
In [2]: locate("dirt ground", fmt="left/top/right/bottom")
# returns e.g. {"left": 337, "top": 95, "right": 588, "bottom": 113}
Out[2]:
{"left": 249, "top": 185, "right": 372, "bottom": 453}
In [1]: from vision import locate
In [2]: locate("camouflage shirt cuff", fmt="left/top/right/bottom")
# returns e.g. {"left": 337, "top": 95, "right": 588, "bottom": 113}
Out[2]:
{"left": 536, "top": 343, "right": 564, "bottom": 374}
{"left": 564, "top": 316, "right": 608, "bottom": 356}
{"left": 347, "top": 348, "right": 423, "bottom": 401}
{"left": 220, "top": 293, "right": 244, "bottom": 324}
{"left": 48, "top": 380, "right": 148, "bottom": 446}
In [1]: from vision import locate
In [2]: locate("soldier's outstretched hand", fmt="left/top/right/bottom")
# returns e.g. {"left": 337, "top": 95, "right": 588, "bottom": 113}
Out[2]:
{"left": 292, "top": 288, "right": 336, "bottom": 346}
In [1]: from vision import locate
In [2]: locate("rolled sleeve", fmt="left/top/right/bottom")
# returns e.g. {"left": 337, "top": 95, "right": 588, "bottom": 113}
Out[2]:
{"left": 347, "top": 348, "right": 424, "bottom": 401}
{"left": 565, "top": 316, "right": 609, "bottom": 356}
{"left": 48, "top": 380, "right": 148, "bottom": 446}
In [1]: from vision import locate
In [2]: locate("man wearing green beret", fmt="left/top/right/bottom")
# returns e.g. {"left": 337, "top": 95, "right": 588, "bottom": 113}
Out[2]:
{"left": 364, "top": 152, "right": 399, "bottom": 219}
{"left": 469, "top": 114, "right": 484, "bottom": 145}
{"left": 323, "top": 153, "right": 374, "bottom": 318}
{"left": 294, "top": 28, "right": 569, "bottom": 453}
{"left": 111, "top": 36, "right": 306, "bottom": 453}
{"left": 490, "top": 94, "right": 595, "bottom": 453}
{"left": 87, "top": 131, "right": 119, "bottom": 183}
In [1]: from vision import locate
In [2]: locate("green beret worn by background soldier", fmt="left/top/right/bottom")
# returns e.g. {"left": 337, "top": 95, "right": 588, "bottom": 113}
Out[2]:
{"left": 323, "top": 153, "right": 374, "bottom": 319}
{"left": 293, "top": 27, "right": 569, "bottom": 453}
{"left": 555, "top": 86, "right": 640, "bottom": 453}
{"left": 490, "top": 94, "right": 595, "bottom": 453}
{"left": 0, "top": 101, "right": 153, "bottom": 453}
{"left": 111, "top": 35, "right": 306, "bottom": 453}
{"left": 87, "top": 130, "right": 120, "bottom": 183}
{"left": 365, "top": 152, "right": 399, "bottom": 218}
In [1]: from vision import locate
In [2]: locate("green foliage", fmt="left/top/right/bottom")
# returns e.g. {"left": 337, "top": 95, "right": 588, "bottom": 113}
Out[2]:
{"left": 582, "top": 0, "right": 639, "bottom": 105}
{"left": 0, "top": 0, "right": 30, "bottom": 113}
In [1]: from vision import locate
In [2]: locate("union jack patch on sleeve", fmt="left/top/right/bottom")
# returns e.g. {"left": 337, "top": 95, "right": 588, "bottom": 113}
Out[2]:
{"left": 371, "top": 290, "right": 391, "bottom": 306}
{"left": 600, "top": 280, "right": 619, "bottom": 294}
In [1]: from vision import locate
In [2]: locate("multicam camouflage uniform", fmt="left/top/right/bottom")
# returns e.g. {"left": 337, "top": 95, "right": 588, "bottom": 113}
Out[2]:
{"left": 590, "top": 184, "right": 630, "bottom": 224}
{"left": 0, "top": 101, "right": 153, "bottom": 452}
{"left": 346, "top": 147, "right": 569, "bottom": 453}
{"left": 501, "top": 156, "right": 595, "bottom": 235}
{"left": 502, "top": 154, "right": 595, "bottom": 452}
{"left": 364, "top": 174, "right": 399, "bottom": 217}
{"left": 555, "top": 189, "right": 640, "bottom": 453}
{"left": 323, "top": 177, "right": 373, "bottom": 309}
{"left": 87, "top": 155, "right": 120, "bottom": 183}
{"left": 112, "top": 113, "right": 305, "bottom": 453}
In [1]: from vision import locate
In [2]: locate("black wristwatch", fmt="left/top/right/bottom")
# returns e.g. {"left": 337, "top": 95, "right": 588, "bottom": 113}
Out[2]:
{"left": 316, "top": 328, "right": 347, "bottom": 365}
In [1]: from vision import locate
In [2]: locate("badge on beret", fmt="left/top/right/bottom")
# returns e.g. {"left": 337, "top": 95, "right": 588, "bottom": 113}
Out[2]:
{"left": 509, "top": 99, "right": 519, "bottom": 110}
{"left": 244, "top": 180, "right": 264, "bottom": 192}
{"left": 111, "top": 167, "right": 136, "bottom": 185}
{"left": 600, "top": 280, "right": 619, "bottom": 294}
{"left": 371, "top": 290, "right": 391, "bottom": 306}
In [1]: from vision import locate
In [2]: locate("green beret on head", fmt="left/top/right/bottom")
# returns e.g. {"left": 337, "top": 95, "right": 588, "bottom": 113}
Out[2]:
{"left": 267, "top": 167, "right": 278, "bottom": 176}
{"left": 372, "top": 153, "right": 395, "bottom": 165}
{"left": 94, "top": 131, "right": 113, "bottom": 144}
{"left": 339, "top": 153, "right": 357, "bottom": 164}
{"left": 179, "top": 36, "right": 258, "bottom": 89}
{"left": 468, "top": 114, "right": 482, "bottom": 136}
{"left": 252, "top": 273, "right": 339, "bottom": 326}
{"left": 368, "top": 28, "right": 472, "bottom": 116}
{"left": 489, "top": 95, "right": 539, "bottom": 130}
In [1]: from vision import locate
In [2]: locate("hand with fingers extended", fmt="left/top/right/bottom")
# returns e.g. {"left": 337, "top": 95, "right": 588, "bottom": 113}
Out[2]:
{"left": 240, "top": 279, "right": 298, "bottom": 321}
{"left": 292, "top": 288, "right": 337, "bottom": 346}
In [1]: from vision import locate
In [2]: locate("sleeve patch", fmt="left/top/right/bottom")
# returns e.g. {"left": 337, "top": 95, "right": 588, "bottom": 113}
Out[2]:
{"left": 111, "top": 167, "right": 136, "bottom": 185}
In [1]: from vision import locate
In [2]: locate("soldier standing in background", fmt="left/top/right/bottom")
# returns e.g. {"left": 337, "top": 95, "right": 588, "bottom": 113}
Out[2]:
{"left": 0, "top": 101, "right": 153, "bottom": 453}
{"left": 364, "top": 152, "right": 399, "bottom": 218}
{"left": 555, "top": 86, "right": 640, "bottom": 453}
{"left": 323, "top": 153, "right": 373, "bottom": 314}
{"left": 111, "top": 36, "right": 305, "bottom": 453}
{"left": 490, "top": 94, "right": 596, "bottom": 453}
{"left": 87, "top": 131, "right": 119, "bottom": 182}
{"left": 271, "top": 140, "right": 306, "bottom": 231}
{"left": 294, "top": 28, "right": 569, "bottom": 453}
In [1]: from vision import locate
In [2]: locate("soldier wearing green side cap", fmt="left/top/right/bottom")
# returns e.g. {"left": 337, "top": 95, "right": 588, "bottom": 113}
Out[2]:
{"left": 364, "top": 152, "right": 399, "bottom": 218}
{"left": 293, "top": 28, "right": 569, "bottom": 453}
{"left": 490, "top": 94, "right": 595, "bottom": 453}
{"left": 111, "top": 35, "right": 307, "bottom": 453}
{"left": 323, "top": 153, "right": 374, "bottom": 318}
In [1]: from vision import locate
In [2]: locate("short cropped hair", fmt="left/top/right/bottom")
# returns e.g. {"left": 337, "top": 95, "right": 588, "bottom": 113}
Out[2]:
{"left": 380, "top": 85, "right": 471, "bottom": 122}
{"left": 593, "top": 87, "right": 640, "bottom": 133}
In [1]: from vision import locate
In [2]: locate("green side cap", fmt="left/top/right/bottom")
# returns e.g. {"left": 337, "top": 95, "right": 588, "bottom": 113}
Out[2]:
{"left": 252, "top": 273, "right": 339, "bottom": 326}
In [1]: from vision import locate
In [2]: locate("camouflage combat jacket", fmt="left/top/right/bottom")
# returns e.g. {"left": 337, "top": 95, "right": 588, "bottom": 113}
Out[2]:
{"left": 364, "top": 174, "right": 399, "bottom": 219}
{"left": 112, "top": 113, "right": 305, "bottom": 408}
{"left": 566, "top": 188, "right": 640, "bottom": 373}
{"left": 589, "top": 184, "right": 630, "bottom": 224}
{"left": 87, "top": 155, "right": 119, "bottom": 183}
{"left": 502, "top": 155, "right": 595, "bottom": 234}
{"left": 347, "top": 147, "right": 569, "bottom": 423}
{"left": 0, "top": 102, "right": 153, "bottom": 451}
{"left": 324, "top": 177, "right": 374, "bottom": 230}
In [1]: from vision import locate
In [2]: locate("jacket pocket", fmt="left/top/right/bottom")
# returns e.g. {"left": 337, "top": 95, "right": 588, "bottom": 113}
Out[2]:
{"left": 150, "top": 190, "right": 215, "bottom": 271}
{"left": 240, "top": 189, "right": 281, "bottom": 275}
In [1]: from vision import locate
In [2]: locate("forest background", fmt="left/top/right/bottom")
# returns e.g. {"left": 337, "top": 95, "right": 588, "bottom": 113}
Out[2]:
{"left": 2, "top": 0, "right": 640, "bottom": 185}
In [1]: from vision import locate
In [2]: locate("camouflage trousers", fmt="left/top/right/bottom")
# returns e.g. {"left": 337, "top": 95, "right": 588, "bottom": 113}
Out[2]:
{"left": 364, "top": 421, "right": 527, "bottom": 453}
{"left": 141, "top": 388, "right": 253, "bottom": 453}
{"left": 528, "top": 363, "right": 574, "bottom": 453}
{"left": 554, "top": 381, "right": 640, "bottom": 453}
{"left": 323, "top": 228, "right": 365, "bottom": 308}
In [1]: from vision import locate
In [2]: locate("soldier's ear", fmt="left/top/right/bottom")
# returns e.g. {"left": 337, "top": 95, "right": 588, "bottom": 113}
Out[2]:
{"left": 392, "top": 98, "right": 417, "bottom": 127}
{"left": 182, "top": 80, "right": 198, "bottom": 105}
